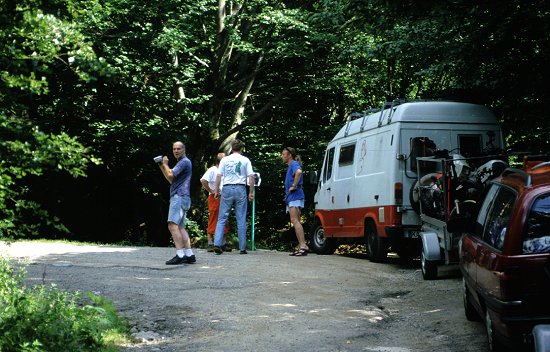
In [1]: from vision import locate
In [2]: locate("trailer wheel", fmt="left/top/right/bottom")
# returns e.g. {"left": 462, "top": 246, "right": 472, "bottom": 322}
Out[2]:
{"left": 421, "top": 251, "right": 437, "bottom": 280}
{"left": 365, "top": 221, "right": 387, "bottom": 263}
{"left": 308, "top": 218, "right": 337, "bottom": 255}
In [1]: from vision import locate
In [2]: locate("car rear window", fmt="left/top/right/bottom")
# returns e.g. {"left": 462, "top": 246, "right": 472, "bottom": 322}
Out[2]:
{"left": 523, "top": 193, "right": 550, "bottom": 253}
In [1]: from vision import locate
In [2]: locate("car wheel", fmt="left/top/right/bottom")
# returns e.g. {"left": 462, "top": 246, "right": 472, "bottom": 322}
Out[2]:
{"left": 365, "top": 221, "right": 387, "bottom": 263}
{"left": 421, "top": 250, "right": 437, "bottom": 280}
{"left": 463, "top": 278, "right": 480, "bottom": 321}
{"left": 308, "top": 218, "right": 337, "bottom": 255}
{"left": 485, "top": 309, "right": 505, "bottom": 352}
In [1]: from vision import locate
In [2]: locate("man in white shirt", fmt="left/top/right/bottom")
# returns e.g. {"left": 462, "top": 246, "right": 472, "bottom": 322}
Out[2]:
{"left": 213, "top": 139, "right": 255, "bottom": 254}
{"left": 200, "top": 152, "right": 230, "bottom": 252}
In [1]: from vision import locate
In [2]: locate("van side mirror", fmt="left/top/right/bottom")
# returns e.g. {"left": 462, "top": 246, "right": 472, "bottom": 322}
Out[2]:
{"left": 308, "top": 171, "right": 319, "bottom": 185}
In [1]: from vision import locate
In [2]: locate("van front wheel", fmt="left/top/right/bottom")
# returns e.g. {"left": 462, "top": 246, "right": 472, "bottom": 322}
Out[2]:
{"left": 309, "top": 218, "right": 337, "bottom": 255}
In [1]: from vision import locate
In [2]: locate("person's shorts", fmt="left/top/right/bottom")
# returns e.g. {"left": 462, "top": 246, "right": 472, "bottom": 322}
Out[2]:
{"left": 286, "top": 199, "right": 304, "bottom": 213}
{"left": 168, "top": 194, "right": 191, "bottom": 227}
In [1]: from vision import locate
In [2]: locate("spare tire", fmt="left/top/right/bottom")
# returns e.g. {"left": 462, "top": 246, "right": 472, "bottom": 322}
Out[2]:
{"left": 409, "top": 173, "right": 440, "bottom": 215}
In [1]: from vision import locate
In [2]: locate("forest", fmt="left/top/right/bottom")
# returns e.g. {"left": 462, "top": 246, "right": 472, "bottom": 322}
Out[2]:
{"left": 1, "top": 0, "right": 548, "bottom": 249}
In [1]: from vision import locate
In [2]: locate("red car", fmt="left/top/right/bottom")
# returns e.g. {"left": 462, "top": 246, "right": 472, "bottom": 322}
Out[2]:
{"left": 458, "top": 159, "right": 550, "bottom": 351}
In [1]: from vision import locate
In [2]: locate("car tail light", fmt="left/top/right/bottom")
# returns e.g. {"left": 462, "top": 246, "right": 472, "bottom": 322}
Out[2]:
{"left": 394, "top": 182, "right": 403, "bottom": 205}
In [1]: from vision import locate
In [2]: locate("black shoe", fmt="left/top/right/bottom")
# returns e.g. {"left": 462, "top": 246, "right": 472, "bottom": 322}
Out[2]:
{"left": 221, "top": 244, "right": 233, "bottom": 252}
{"left": 182, "top": 254, "right": 196, "bottom": 264}
{"left": 165, "top": 255, "right": 185, "bottom": 265}
{"left": 207, "top": 244, "right": 214, "bottom": 252}
{"left": 240, "top": 250, "right": 247, "bottom": 255}
{"left": 214, "top": 246, "right": 223, "bottom": 255}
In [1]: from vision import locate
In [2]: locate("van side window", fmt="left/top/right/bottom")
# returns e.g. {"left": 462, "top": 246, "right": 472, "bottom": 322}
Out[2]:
{"left": 523, "top": 193, "right": 550, "bottom": 253}
{"left": 339, "top": 144, "right": 355, "bottom": 166}
{"left": 323, "top": 147, "right": 335, "bottom": 183}
{"left": 480, "top": 187, "right": 516, "bottom": 250}
{"left": 458, "top": 135, "right": 482, "bottom": 157}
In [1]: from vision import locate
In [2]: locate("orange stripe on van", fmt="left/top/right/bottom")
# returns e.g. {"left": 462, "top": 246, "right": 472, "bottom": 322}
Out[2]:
{"left": 315, "top": 205, "right": 403, "bottom": 239}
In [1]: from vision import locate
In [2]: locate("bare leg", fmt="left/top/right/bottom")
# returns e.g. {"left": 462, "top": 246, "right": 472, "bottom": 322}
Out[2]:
{"left": 289, "top": 207, "right": 307, "bottom": 249}
{"left": 179, "top": 225, "right": 191, "bottom": 249}
{"left": 168, "top": 223, "right": 191, "bottom": 249}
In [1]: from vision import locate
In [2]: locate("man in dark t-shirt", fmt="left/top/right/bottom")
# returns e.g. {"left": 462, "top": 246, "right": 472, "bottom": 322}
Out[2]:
{"left": 158, "top": 141, "right": 196, "bottom": 265}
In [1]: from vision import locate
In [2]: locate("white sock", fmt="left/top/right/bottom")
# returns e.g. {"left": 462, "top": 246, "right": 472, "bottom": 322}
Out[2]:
{"left": 184, "top": 248, "right": 194, "bottom": 257}
{"left": 176, "top": 249, "right": 184, "bottom": 258}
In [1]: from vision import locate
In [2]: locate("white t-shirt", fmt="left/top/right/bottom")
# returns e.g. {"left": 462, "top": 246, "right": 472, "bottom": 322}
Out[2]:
{"left": 201, "top": 165, "right": 219, "bottom": 191}
{"left": 217, "top": 152, "right": 254, "bottom": 185}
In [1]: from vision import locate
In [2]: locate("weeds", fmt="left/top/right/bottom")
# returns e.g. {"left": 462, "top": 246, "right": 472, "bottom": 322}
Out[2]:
{"left": 0, "top": 257, "right": 131, "bottom": 351}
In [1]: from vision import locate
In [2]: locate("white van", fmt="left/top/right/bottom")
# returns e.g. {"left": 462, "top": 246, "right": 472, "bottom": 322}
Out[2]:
{"left": 311, "top": 100, "right": 504, "bottom": 261}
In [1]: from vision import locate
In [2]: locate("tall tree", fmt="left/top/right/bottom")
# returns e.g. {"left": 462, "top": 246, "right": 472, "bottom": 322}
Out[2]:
{"left": 0, "top": 0, "right": 101, "bottom": 239}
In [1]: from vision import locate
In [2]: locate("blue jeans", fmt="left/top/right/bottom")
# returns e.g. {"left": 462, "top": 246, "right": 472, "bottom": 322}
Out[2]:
{"left": 214, "top": 185, "right": 248, "bottom": 251}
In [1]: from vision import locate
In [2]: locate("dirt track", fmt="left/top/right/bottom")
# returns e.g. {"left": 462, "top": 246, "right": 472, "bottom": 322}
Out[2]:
{"left": 1, "top": 241, "right": 488, "bottom": 352}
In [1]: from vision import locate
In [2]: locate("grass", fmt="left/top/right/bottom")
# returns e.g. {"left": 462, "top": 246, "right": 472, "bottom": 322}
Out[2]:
{"left": 0, "top": 256, "right": 133, "bottom": 351}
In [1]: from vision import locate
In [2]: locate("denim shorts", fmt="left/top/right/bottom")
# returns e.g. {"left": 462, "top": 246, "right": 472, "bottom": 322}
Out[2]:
{"left": 168, "top": 194, "right": 191, "bottom": 227}
{"left": 286, "top": 199, "right": 304, "bottom": 213}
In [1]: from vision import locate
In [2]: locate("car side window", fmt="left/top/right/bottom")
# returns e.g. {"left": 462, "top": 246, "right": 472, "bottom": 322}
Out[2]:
{"left": 523, "top": 193, "right": 550, "bottom": 254}
{"left": 475, "top": 184, "right": 499, "bottom": 238}
{"left": 480, "top": 186, "right": 516, "bottom": 250}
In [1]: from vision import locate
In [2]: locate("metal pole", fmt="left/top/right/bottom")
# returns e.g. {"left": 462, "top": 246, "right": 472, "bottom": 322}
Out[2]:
{"left": 251, "top": 187, "right": 256, "bottom": 251}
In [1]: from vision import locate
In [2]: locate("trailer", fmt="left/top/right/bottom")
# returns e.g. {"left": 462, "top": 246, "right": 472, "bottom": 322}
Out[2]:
{"left": 413, "top": 154, "right": 507, "bottom": 279}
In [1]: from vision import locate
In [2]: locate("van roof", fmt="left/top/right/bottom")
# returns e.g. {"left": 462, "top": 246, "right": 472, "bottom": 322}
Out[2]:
{"left": 335, "top": 101, "right": 499, "bottom": 140}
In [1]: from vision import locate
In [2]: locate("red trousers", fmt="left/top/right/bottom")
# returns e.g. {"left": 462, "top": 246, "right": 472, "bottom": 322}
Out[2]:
{"left": 207, "top": 194, "right": 229, "bottom": 235}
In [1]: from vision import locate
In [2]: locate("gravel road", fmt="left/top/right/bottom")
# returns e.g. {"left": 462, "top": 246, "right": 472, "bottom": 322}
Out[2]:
{"left": 1, "top": 241, "right": 488, "bottom": 352}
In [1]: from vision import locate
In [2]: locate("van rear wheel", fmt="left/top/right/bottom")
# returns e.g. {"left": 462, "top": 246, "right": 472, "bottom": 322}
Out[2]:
{"left": 365, "top": 222, "right": 387, "bottom": 263}
{"left": 309, "top": 218, "right": 337, "bottom": 255}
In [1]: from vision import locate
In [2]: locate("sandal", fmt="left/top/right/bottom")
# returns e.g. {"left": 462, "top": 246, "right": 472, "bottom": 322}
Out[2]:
{"left": 289, "top": 247, "right": 308, "bottom": 256}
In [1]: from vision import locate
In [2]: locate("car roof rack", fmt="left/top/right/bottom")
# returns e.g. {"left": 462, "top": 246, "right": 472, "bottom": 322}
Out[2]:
{"left": 531, "top": 161, "right": 550, "bottom": 171}
{"left": 501, "top": 168, "right": 532, "bottom": 187}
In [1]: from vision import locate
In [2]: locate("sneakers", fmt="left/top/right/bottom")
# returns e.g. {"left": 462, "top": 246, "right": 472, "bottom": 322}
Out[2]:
{"left": 165, "top": 255, "right": 185, "bottom": 265}
{"left": 214, "top": 246, "right": 223, "bottom": 255}
{"left": 221, "top": 244, "right": 233, "bottom": 252}
{"left": 165, "top": 254, "right": 196, "bottom": 265}
{"left": 207, "top": 244, "right": 214, "bottom": 252}
{"left": 183, "top": 255, "right": 196, "bottom": 264}
{"left": 240, "top": 250, "right": 248, "bottom": 255}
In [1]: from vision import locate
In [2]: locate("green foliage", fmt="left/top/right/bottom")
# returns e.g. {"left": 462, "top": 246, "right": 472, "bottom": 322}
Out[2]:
{"left": 0, "top": 0, "right": 547, "bottom": 246}
{"left": 0, "top": 0, "right": 103, "bottom": 240}
{"left": 0, "top": 112, "right": 100, "bottom": 239}
{"left": 0, "top": 257, "right": 130, "bottom": 352}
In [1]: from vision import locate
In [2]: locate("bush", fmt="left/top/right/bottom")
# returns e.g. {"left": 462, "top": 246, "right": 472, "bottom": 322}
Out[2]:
{"left": 0, "top": 257, "right": 130, "bottom": 351}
